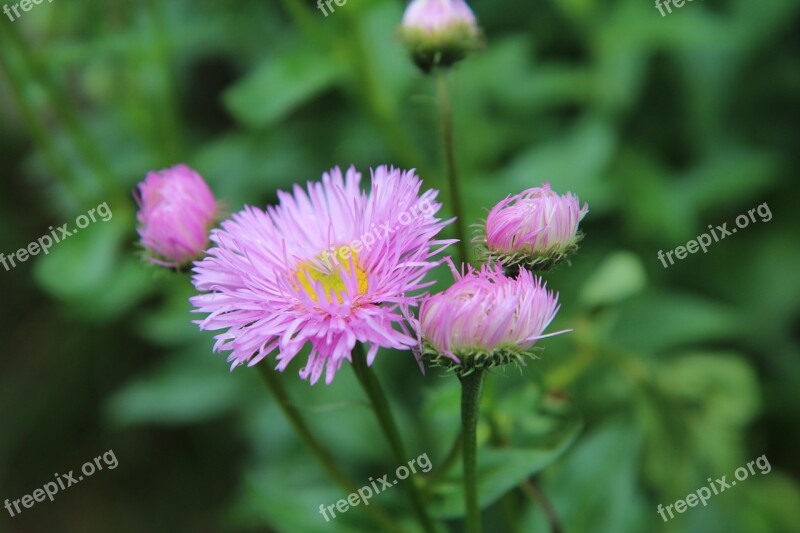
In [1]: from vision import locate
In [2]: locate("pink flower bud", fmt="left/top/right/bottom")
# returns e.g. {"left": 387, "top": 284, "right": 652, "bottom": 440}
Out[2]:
{"left": 400, "top": 0, "right": 481, "bottom": 72}
{"left": 402, "top": 0, "right": 477, "bottom": 34}
{"left": 134, "top": 164, "right": 218, "bottom": 268}
{"left": 483, "top": 183, "right": 588, "bottom": 271}
{"left": 418, "top": 262, "right": 564, "bottom": 371}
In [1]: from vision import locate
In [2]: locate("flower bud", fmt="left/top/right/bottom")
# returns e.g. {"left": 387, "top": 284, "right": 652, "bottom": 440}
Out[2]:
{"left": 418, "top": 262, "right": 564, "bottom": 373}
{"left": 134, "top": 164, "right": 218, "bottom": 268}
{"left": 481, "top": 183, "right": 588, "bottom": 273}
{"left": 399, "top": 0, "right": 481, "bottom": 73}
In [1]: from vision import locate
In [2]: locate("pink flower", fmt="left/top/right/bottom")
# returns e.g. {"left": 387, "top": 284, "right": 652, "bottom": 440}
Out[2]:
{"left": 190, "top": 166, "right": 453, "bottom": 385}
{"left": 419, "top": 262, "right": 564, "bottom": 368}
{"left": 484, "top": 183, "right": 588, "bottom": 268}
{"left": 402, "top": 0, "right": 477, "bottom": 34}
{"left": 134, "top": 164, "right": 218, "bottom": 268}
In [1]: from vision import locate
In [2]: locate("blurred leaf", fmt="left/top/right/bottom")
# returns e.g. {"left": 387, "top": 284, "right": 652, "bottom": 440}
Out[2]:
{"left": 233, "top": 462, "right": 397, "bottom": 533}
{"left": 106, "top": 348, "right": 249, "bottom": 427}
{"left": 742, "top": 472, "right": 800, "bottom": 533}
{"left": 422, "top": 379, "right": 461, "bottom": 440}
{"left": 657, "top": 352, "right": 760, "bottom": 429}
{"left": 239, "top": 360, "right": 391, "bottom": 466}
{"left": 135, "top": 278, "right": 198, "bottom": 347}
{"left": 678, "top": 147, "right": 779, "bottom": 213}
{"left": 537, "top": 418, "right": 649, "bottom": 533}
{"left": 223, "top": 41, "right": 345, "bottom": 129}
{"left": 580, "top": 250, "right": 647, "bottom": 308}
{"left": 429, "top": 419, "right": 581, "bottom": 518}
{"left": 461, "top": 36, "right": 591, "bottom": 113}
{"left": 642, "top": 352, "right": 761, "bottom": 498}
{"left": 503, "top": 117, "right": 617, "bottom": 213}
{"left": 608, "top": 291, "right": 741, "bottom": 354}
{"left": 32, "top": 207, "right": 155, "bottom": 321}
{"left": 192, "top": 131, "right": 309, "bottom": 206}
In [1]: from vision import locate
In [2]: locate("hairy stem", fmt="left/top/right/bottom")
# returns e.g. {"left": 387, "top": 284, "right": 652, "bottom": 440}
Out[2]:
{"left": 460, "top": 369, "right": 486, "bottom": 533}
{"left": 351, "top": 344, "right": 438, "bottom": 533}
{"left": 256, "top": 364, "right": 405, "bottom": 533}
{"left": 436, "top": 71, "right": 470, "bottom": 264}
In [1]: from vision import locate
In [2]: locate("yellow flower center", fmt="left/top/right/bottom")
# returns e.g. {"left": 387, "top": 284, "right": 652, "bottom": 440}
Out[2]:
{"left": 295, "top": 246, "right": 369, "bottom": 303}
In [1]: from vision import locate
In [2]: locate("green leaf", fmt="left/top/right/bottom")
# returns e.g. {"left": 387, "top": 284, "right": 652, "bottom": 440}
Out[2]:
{"left": 223, "top": 41, "right": 344, "bottom": 129}
{"left": 105, "top": 348, "right": 250, "bottom": 427}
{"left": 742, "top": 473, "right": 800, "bottom": 533}
{"left": 232, "top": 463, "right": 399, "bottom": 533}
{"left": 532, "top": 418, "right": 649, "bottom": 533}
{"left": 429, "top": 419, "right": 581, "bottom": 518}
{"left": 580, "top": 250, "right": 647, "bottom": 308}
{"left": 503, "top": 117, "right": 617, "bottom": 214}
{"left": 657, "top": 352, "right": 760, "bottom": 429}
{"left": 32, "top": 209, "right": 155, "bottom": 321}
{"left": 678, "top": 147, "right": 779, "bottom": 213}
{"left": 608, "top": 291, "right": 741, "bottom": 354}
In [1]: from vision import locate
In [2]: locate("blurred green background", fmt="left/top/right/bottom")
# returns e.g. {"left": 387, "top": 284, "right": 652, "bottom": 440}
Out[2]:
{"left": 1, "top": 0, "right": 799, "bottom": 531}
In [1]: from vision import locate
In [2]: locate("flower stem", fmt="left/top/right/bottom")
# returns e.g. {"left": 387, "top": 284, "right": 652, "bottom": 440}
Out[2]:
{"left": 256, "top": 364, "right": 405, "bottom": 533}
{"left": 521, "top": 479, "right": 563, "bottom": 533}
{"left": 460, "top": 369, "right": 486, "bottom": 533}
{"left": 2, "top": 21, "right": 117, "bottom": 195}
{"left": 436, "top": 70, "right": 470, "bottom": 264}
{"left": 351, "top": 345, "right": 438, "bottom": 533}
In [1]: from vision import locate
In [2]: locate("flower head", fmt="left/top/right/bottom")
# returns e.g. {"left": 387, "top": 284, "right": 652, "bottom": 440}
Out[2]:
{"left": 418, "top": 262, "right": 563, "bottom": 372}
{"left": 399, "top": 0, "right": 481, "bottom": 73}
{"left": 191, "top": 166, "right": 453, "bottom": 385}
{"left": 481, "top": 183, "right": 588, "bottom": 273}
{"left": 134, "top": 164, "right": 218, "bottom": 268}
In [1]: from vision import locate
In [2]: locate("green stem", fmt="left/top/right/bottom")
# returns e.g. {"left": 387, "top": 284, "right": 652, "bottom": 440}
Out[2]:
{"left": 146, "top": 0, "right": 183, "bottom": 163}
{"left": 280, "top": 0, "right": 330, "bottom": 50}
{"left": 436, "top": 71, "right": 470, "bottom": 264}
{"left": 255, "top": 364, "right": 405, "bottom": 533}
{"left": 460, "top": 369, "right": 486, "bottom": 533}
{"left": 3, "top": 22, "right": 118, "bottom": 195}
{"left": 0, "top": 37, "right": 84, "bottom": 205}
{"left": 351, "top": 345, "right": 438, "bottom": 533}
{"left": 521, "top": 479, "right": 563, "bottom": 533}
{"left": 347, "top": 13, "right": 431, "bottom": 174}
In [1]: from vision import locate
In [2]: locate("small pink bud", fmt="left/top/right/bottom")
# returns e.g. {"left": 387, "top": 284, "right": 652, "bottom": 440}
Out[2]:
{"left": 402, "top": 0, "right": 477, "bottom": 34}
{"left": 483, "top": 183, "right": 588, "bottom": 272}
{"left": 134, "top": 164, "right": 218, "bottom": 268}
{"left": 399, "top": 0, "right": 481, "bottom": 72}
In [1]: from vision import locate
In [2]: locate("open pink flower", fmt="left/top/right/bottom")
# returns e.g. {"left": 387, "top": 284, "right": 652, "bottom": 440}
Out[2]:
{"left": 134, "top": 164, "right": 218, "bottom": 268}
{"left": 191, "top": 166, "right": 453, "bottom": 385}
{"left": 419, "top": 262, "right": 564, "bottom": 369}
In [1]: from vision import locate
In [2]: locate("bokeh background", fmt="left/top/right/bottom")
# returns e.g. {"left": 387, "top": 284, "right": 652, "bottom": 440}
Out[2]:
{"left": 1, "top": 0, "right": 799, "bottom": 531}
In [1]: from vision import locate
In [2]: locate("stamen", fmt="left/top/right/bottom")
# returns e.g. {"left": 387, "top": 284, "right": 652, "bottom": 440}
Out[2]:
{"left": 295, "top": 246, "right": 369, "bottom": 303}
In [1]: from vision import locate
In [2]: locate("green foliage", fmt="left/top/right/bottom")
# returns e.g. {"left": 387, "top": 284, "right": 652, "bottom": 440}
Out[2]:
{"left": 429, "top": 419, "right": 581, "bottom": 518}
{"left": 1, "top": 0, "right": 799, "bottom": 531}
